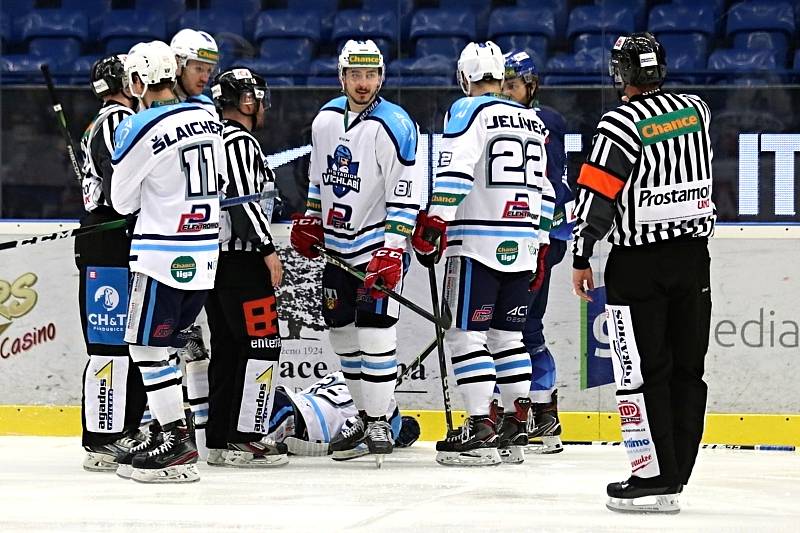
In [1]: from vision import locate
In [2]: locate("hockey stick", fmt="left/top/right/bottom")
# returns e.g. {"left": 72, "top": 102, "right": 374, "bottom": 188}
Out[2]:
{"left": 427, "top": 265, "right": 455, "bottom": 432}
{"left": 0, "top": 190, "right": 279, "bottom": 252}
{"left": 312, "top": 244, "right": 451, "bottom": 330}
{"left": 396, "top": 337, "right": 437, "bottom": 386}
{"left": 41, "top": 64, "right": 82, "bottom": 182}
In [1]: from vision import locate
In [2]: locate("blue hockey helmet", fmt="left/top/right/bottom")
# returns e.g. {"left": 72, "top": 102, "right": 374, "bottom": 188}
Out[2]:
{"left": 504, "top": 49, "right": 538, "bottom": 85}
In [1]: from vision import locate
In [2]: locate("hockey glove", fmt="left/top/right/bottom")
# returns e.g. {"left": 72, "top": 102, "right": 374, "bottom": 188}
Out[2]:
{"left": 530, "top": 244, "right": 550, "bottom": 292}
{"left": 290, "top": 214, "right": 323, "bottom": 259}
{"left": 124, "top": 213, "right": 138, "bottom": 239}
{"left": 411, "top": 211, "right": 447, "bottom": 268}
{"left": 364, "top": 247, "right": 404, "bottom": 299}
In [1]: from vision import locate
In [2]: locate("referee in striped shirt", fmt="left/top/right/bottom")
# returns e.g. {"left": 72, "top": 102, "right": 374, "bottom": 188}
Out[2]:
{"left": 571, "top": 33, "right": 715, "bottom": 514}
{"left": 204, "top": 67, "right": 288, "bottom": 466}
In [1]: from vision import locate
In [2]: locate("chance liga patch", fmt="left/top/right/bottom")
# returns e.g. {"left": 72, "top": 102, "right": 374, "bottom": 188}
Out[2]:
{"left": 636, "top": 107, "right": 701, "bottom": 146}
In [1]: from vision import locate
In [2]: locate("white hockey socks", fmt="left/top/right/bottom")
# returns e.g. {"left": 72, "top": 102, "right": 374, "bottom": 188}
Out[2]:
{"left": 129, "top": 345, "right": 185, "bottom": 426}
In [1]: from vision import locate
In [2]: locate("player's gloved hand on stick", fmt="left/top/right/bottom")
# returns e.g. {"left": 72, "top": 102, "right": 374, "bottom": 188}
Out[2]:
{"left": 124, "top": 213, "right": 138, "bottom": 239}
{"left": 290, "top": 214, "right": 323, "bottom": 259}
{"left": 530, "top": 244, "right": 549, "bottom": 292}
{"left": 364, "top": 247, "right": 404, "bottom": 299}
{"left": 411, "top": 211, "right": 447, "bottom": 268}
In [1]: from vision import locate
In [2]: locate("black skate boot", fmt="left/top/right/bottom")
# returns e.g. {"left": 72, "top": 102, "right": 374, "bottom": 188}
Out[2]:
{"left": 497, "top": 397, "right": 531, "bottom": 464}
{"left": 226, "top": 438, "right": 289, "bottom": 468}
{"left": 116, "top": 421, "right": 161, "bottom": 479}
{"left": 365, "top": 418, "right": 393, "bottom": 468}
{"left": 436, "top": 403, "right": 501, "bottom": 467}
{"left": 330, "top": 411, "right": 368, "bottom": 461}
{"left": 83, "top": 431, "right": 144, "bottom": 472}
{"left": 130, "top": 420, "right": 199, "bottom": 483}
{"left": 177, "top": 324, "right": 209, "bottom": 362}
{"left": 527, "top": 389, "right": 563, "bottom": 454}
{"left": 606, "top": 479, "right": 682, "bottom": 514}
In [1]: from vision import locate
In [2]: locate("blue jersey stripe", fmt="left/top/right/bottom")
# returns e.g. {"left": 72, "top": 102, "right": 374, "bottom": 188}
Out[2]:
{"left": 131, "top": 243, "right": 219, "bottom": 252}
{"left": 303, "top": 394, "right": 331, "bottom": 442}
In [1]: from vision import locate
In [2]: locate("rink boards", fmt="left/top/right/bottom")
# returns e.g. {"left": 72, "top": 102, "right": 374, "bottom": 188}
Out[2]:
{"left": 0, "top": 222, "right": 798, "bottom": 446}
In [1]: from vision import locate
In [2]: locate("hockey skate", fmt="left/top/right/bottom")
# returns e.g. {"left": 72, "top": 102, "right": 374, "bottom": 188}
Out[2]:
{"left": 436, "top": 413, "right": 501, "bottom": 467}
{"left": 83, "top": 431, "right": 144, "bottom": 472}
{"left": 606, "top": 479, "right": 682, "bottom": 514}
{"left": 497, "top": 397, "right": 531, "bottom": 464}
{"left": 330, "top": 413, "right": 368, "bottom": 461}
{"left": 130, "top": 421, "right": 199, "bottom": 484}
{"left": 176, "top": 324, "right": 209, "bottom": 362}
{"left": 225, "top": 439, "right": 289, "bottom": 468}
{"left": 206, "top": 448, "right": 228, "bottom": 466}
{"left": 116, "top": 422, "right": 161, "bottom": 479}
{"left": 526, "top": 390, "right": 564, "bottom": 455}
{"left": 365, "top": 418, "right": 393, "bottom": 468}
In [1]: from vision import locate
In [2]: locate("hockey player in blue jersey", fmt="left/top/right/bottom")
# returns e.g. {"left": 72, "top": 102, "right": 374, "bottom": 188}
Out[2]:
{"left": 109, "top": 41, "right": 225, "bottom": 483}
{"left": 413, "top": 41, "right": 556, "bottom": 466}
{"left": 503, "top": 50, "right": 575, "bottom": 454}
{"left": 290, "top": 39, "right": 422, "bottom": 464}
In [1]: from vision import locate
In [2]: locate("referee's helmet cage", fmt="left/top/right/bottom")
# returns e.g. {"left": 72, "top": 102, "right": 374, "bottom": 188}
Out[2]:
{"left": 170, "top": 29, "right": 220, "bottom": 69}
{"left": 338, "top": 39, "right": 385, "bottom": 85}
{"left": 457, "top": 41, "right": 505, "bottom": 96}
{"left": 90, "top": 54, "right": 126, "bottom": 98}
{"left": 609, "top": 32, "right": 667, "bottom": 89}
{"left": 212, "top": 67, "right": 270, "bottom": 120}
{"left": 124, "top": 41, "right": 178, "bottom": 99}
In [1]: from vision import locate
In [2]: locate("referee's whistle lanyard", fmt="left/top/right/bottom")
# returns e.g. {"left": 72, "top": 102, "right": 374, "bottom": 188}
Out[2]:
{"left": 343, "top": 96, "right": 382, "bottom": 131}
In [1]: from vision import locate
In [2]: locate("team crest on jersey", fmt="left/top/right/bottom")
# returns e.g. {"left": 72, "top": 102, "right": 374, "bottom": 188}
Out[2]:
{"left": 323, "top": 145, "right": 361, "bottom": 198}
{"left": 324, "top": 288, "right": 338, "bottom": 310}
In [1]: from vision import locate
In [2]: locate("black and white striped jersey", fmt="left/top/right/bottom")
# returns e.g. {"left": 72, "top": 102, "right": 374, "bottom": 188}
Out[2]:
{"left": 79, "top": 101, "right": 133, "bottom": 213}
{"left": 219, "top": 119, "right": 275, "bottom": 255}
{"left": 572, "top": 90, "right": 716, "bottom": 263}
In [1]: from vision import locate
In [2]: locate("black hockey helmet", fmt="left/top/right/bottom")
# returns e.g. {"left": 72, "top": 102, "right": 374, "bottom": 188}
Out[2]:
{"left": 211, "top": 66, "right": 270, "bottom": 113}
{"left": 609, "top": 32, "right": 667, "bottom": 88}
{"left": 90, "top": 54, "right": 126, "bottom": 98}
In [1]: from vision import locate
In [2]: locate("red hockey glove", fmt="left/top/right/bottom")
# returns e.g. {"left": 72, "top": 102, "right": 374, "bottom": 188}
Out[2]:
{"left": 364, "top": 247, "right": 404, "bottom": 299}
{"left": 290, "top": 214, "right": 323, "bottom": 259}
{"left": 530, "top": 244, "right": 550, "bottom": 292}
{"left": 411, "top": 211, "right": 447, "bottom": 268}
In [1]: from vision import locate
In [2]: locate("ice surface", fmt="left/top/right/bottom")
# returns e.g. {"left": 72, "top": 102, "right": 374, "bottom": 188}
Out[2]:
{"left": 0, "top": 437, "right": 798, "bottom": 532}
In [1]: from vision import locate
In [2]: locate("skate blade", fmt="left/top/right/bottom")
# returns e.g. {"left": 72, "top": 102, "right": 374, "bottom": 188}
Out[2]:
{"left": 285, "top": 437, "right": 330, "bottom": 457}
{"left": 435, "top": 449, "right": 501, "bottom": 467}
{"left": 331, "top": 443, "right": 369, "bottom": 461}
{"left": 224, "top": 451, "right": 289, "bottom": 468}
{"left": 83, "top": 453, "right": 119, "bottom": 472}
{"left": 375, "top": 454, "right": 384, "bottom": 469}
{"left": 130, "top": 464, "right": 200, "bottom": 483}
{"left": 526, "top": 435, "right": 564, "bottom": 454}
{"left": 116, "top": 464, "right": 133, "bottom": 479}
{"left": 606, "top": 494, "right": 681, "bottom": 514}
{"left": 499, "top": 446, "right": 525, "bottom": 464}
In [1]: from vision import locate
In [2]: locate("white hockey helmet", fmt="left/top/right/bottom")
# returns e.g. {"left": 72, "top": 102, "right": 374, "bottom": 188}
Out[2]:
{"left": 338, "top": 39, "right": 385, "bottom": 82}
{"left": 170, "top": 28, "right": 220, "bottom": 69}
{"left": 457, "top": 41, "right": 505, "bottom": 95}
{"left": 124, "top": 40, "right": 178, "bottom": 98}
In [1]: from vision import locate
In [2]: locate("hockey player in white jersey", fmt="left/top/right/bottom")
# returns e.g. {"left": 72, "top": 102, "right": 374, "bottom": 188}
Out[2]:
{"left": 413, "top": 41, "right": 555, "bottom": 466}
{"left": 265, "top": 372, "right": 421, "bottom": 457}
{"left": 290, "top": 39, "right": 422, "bottom": 463}
{"left": 109, "top": 41, "right": 225, "bottom": 483}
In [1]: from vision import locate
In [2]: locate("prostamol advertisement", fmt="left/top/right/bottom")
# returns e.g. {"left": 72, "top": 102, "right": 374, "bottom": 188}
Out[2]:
{"left": 0, "top": 227, "right": 798, "bottom": 414}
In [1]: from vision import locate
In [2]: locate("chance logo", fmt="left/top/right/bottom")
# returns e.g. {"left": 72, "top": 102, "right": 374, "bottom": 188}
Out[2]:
{"left": 323, "top": 145, "right": 361, "bottom": 198}
{"left": 495, "top": 240, "right": 519, "bottom": 266}
{"left": 636, "top": 107, "right": 701, "bottom": 146}
{"left": 170, "top": 256, "right": 196, "bottom": 283}
{"left": 93, "top": 286, "right": 120, "bottom": 312}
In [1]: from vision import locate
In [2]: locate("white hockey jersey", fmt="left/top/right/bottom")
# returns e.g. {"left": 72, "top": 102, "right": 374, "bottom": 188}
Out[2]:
{"left": 306, "top": 96, "right": 422, "bottom": 266}
{"left": 428, "top": 94, "right": 556, "bottom": 273}
{"left": 272, "top": 372, "right": 398, "bottom": 444}
{"left": 111, "top": 101, "right": 225, "bottom": 290}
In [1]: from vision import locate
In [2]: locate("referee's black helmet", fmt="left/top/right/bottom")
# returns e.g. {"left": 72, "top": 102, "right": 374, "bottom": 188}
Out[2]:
{"left": 90, "top": 54, "right": 126, "bottom": 98}
{"left": 609, "top": 32, "right": 667, "bottom": 88}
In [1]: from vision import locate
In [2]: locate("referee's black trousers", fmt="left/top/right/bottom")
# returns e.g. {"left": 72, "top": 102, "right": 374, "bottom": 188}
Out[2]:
{"left": 605, "top": 237, "right": 711, "bottom": 488}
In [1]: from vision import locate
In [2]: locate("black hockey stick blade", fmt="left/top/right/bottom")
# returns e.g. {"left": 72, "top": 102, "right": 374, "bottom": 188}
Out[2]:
{"left": 396, "top": 338, "right": 437, "bottom": 386}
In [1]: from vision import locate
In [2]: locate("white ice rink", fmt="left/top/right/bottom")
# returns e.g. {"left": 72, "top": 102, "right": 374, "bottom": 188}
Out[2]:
{"left": 1, "top": 437, "right": 798, "bottom": 532}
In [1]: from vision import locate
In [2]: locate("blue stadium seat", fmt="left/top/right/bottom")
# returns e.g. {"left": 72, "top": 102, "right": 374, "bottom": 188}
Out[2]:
{"left": 545, "top": 47, "right": 607, "bottom": 85}
{"left": 307, "top": 75, "right": 340, "bottom": 87}
{"left": 18, "top": 10, "right": 89, "bottom": 42}
{"left": 409, "top": 9, "right": 476, "bottom": 42}
{"left": 2, "top": 0, "right": 34, "bottom": 19}
{"left": 307, "top": 55, "right": 338, "bottom": 86}
{"left": 488, "top": 8, "right": 556, "bottom": 41}
{"left": 386, "top": 75, "right": 452, "bottom": 87}
{"left": 658, "top": 33, "right": 708, "bottom": 71}
{"left": 177, "top": 11, "right": 245, "bottom": 40}
{"left": 1, "top": 12, "right": 11, "bottom": 48}
{"left": 671, "top": 0, "right": 724, "bottom": 19}
{"left": 0, "top": 54, "right": 47, "bottom": 83}
{"left": 595, "top": 0, "right": 647, "bottom": 30}
{"left": 136, "top": 0, "right": 186, "bottom": 35}
{"left": 415, "top": 37, "right": 468, "bottom": 62}
{"left": 795, "top": 49, "right": 800, "bottom": 70}
{"left": 208, "top": 0, "right": 261, "bottom": 19}
{"left": 516, "top": 0, "right": 568, "bottom": 36}
{"left": 287, "top": 0, "right": 337, "bottom": 10}
{"left": 99, "top": 10, "right": 166, "bottom": 54}
{"left": 733, "top": 31, "right": 789, "bottom": 65}
{"left": 494, "top": 35, "right": 548, "bottom": 63}
{"left": 253, "top": 10, "right": 320, "bottom": 43}
{"left": 707, "top": 49, "right": 779, "bottom": 83}
{"left": 649, "top": 5, "right": 715, "bottom": 37}
{"left": 29, "top": 38, "right": 81, "bottom": 63}
{"left": 566, "top": 6, "right": 635, "bottom": 42}
{"left": 726, "top": 1, "right": 795, "bottom": 38}
{"left": 237, "top": 56, "right": 308, "bottom": 78}
{"left": 331, "top": 10, "right": 398, "bottom": 50}
{"left": 572, "top": 33, "right": 617, "bottom": 53}
{"left": 259, "top": 39, "right": 315, "bottom": 63}
{"left": 389, "top": 54, "right": 453, "bottom": 77}
{"left": 68, "top": 55, "right": 103, "bottom": 85}
{"left": 439, "top": 0, "right": 490, "bottom": 38}
{"left": 60, "top": 0, "right": 110, "bottom": 40}
{"left": 363, "top": 0, "right": 414, "bottom": 42}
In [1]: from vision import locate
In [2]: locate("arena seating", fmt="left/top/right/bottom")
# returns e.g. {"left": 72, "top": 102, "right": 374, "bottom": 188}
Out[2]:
{"left": 0, "top": 0, "right": 797, "bottom": 86}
